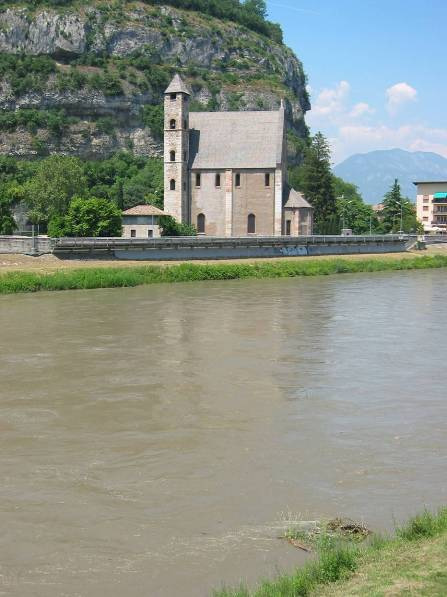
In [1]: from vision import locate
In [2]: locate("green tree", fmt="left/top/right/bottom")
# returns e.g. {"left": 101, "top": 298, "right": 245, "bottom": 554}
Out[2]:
{"left": 159, "top": 215, "right": 196, "bottom": 236}
{"left": 297, "top": 132, "right": 338, "bottom": 233}
{"left": 381, "top": 179, "right": 421, "bottom": 233}
{"left": 24, "top": 155, "right": 87, "bottom": 225}
{"left": 0, "top": 197, "right": 16, "bottom": 234}
{"left": 48, "top": 197, "right": 122, "bottom": 237}
{"left": 333, "top": 176, "right": 379, "bottom": 234}
{"left": 243, "top": 0, "right": 267, "bottom": 19}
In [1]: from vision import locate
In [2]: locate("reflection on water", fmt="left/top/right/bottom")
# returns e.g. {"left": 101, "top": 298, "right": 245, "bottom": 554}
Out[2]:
{"left": 1, "top": 270, "right": 446, "bottom": 596}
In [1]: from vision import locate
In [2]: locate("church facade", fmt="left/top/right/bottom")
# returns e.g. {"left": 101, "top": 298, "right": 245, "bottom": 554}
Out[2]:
{"left": 163, "top": 74, "right": 313, "bottom": 237}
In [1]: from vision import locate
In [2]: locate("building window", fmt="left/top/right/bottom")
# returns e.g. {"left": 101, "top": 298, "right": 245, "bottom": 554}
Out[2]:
{"left": 148, "top": 229, "right": 153, "bottom": 238}
{"left": 423, "top": 195, "right": 429, "bottom": 202}
{"left": 184, "top": 151, "right": 187, "bottom": 161}
{"left": 170, "top": 119, "right": 176, "bottom": 130}
{"left": 197, "top": 213, "right": 205, "bottom": 234}
{"left": 423, "top": 205, "right": 429, "bottom": 211}
{"left": 247, "top": 213, "right": 256, "bottom": 234}
{"left": 423, "top": 217, "right": 428, "bottom": 221}
{"left": 170, "top": 179, "right": 176, "bottom": 191}
{"left": 215, "top": 173, "right": 221, "bottom": 187}
{"left": 183, "top": 182, "right": 186, "bottom": 191}
{"left": 286, "top": 220, "right": 291, "bottom": 235}
{"left": 196, "top": 173, "right": 201, "bottom": 187}
{"left": 265, "top": 173, "right": 270, "bottom": 187}
{"left": 170, "top": 150, "right": 176, "bottom": 162}
{"left": 131, "top": 229, "right": 136, "bottom": 238}
{"left": 170, "top": 93, "right": 177, "bottom": 101}
{"left": 184, "top": 119, "right": 187, "bottom": 129}
{"left": 235, "top": 173, "right": 241, "bottom": 187}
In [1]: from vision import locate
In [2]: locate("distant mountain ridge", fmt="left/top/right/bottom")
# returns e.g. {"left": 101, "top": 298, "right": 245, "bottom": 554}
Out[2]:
{"left": 334, "top": 149, "right": 447, "bottom": 204}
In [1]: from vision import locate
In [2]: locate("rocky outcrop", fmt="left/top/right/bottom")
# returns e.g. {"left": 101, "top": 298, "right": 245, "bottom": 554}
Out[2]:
{"left": 0, "top": 3, "right": 310, "bottom": 160}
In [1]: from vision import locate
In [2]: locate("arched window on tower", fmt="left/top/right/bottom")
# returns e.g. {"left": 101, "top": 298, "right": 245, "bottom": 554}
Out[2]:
{"left": 170, "top": 119, "right": 176, "bottom": 130}
{"left": 197, "top": 213, "right": 205, "bottom": 234}
{"left": 247, "top": 213, "right": 256, "bottom": 234}
{"left": 170, "top": 179, "right": 176, "bottom": 191}
{"left": 170, "top": 150, "right": 176, "bottom": 162}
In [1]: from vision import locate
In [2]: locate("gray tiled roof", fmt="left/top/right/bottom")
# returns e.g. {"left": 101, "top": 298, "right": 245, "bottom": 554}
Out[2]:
{"left": 284, "top": 187, "right": 313, "bottom": 209}
{"left": 165, "top": 74, "right": 191, "bottom": 95}
{"left": 189, "top": 108, "right": 285, "bottom": 169}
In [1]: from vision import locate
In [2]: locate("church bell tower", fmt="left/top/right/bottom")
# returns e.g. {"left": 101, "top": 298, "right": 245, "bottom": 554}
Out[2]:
{"left": 163, "top": 74, "right": 190, "bottom": 223}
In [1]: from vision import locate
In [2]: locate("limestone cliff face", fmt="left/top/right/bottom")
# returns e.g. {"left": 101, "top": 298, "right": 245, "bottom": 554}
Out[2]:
{"left": 0, "top": 4, "right": 310, "bottom": 160}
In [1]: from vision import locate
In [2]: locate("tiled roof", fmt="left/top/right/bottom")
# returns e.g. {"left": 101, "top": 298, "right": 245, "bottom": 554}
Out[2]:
{"left": 122, "top": 205, "right": 166, "bottom": 216}
{"left": 189, "top": 107, "right": 285, "bottom": 169}
{"left": 165, "top": 74, "right": 191, "bottom": 95}
{"left": 284, "top": 187, "right": 313, "bottom": 209}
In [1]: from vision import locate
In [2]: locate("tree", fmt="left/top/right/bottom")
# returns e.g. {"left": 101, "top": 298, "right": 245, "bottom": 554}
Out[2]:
{"left": 48, "top": 197, "right": 122, "bottom": 237}
{"left": 0, "top": 197, "right": 15, "bottom": 234}
{"left": 381, "top": 179, "right": 421, "bottom": 233}
{"left": 297, "top": 132, "right": 338, "bottom": 233}
{"left": 159, "top": 215, "right": 196, "bottom": 237}
{"left": 333, "top": 176, "right": 379, "bottom": 234}
{"left": 243, "top": 0, "right": 267, "bottom": 19}
{"left": 24, "top": 155, "right": 87, "bottom": 226}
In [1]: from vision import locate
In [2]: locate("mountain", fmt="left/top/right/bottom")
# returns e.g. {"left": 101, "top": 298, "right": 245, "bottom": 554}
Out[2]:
{"left": 334, "top": 149, "right": 447, "bottom": 204}
{"left": 0, "top": 1, "right": 309, "bottom": 161}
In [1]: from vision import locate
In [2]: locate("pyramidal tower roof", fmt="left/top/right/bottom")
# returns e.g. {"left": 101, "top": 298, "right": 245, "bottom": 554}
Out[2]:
{"left": 165, "top": 74, "right": 190, "bottom": 95}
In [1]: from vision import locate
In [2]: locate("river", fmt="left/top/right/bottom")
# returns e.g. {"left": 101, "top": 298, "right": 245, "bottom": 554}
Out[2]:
{"left": 1, "top": 270, "right": 446, "bottom": 596}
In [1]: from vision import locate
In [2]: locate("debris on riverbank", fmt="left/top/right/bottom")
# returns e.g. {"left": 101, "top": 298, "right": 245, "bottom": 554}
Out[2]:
{"left": 283, "top": 517, "right": 371, "bottom": 552}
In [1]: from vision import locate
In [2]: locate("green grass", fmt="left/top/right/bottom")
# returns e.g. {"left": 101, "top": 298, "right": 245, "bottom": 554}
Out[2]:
{"left": 1, "top": 255, "right": 447, "bottom": 294}
{"left": 214, "top": 507, "right": 447, "bottom": 597}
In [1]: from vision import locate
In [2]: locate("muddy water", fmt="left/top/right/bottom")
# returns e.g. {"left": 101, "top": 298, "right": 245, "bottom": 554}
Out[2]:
{"left": 1, "top": 270, "right": 447, "bottom": 596}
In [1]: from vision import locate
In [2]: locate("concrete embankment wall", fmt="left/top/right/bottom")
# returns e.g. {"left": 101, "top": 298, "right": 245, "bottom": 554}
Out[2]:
{"left": 0, "top": 236, "right": 55, "bottom": 254}
{"left": 52, "top": 235, "right": 412, "bottom": 260}
{"left": 0, "top": 235, "right": 412, "bottom": 260}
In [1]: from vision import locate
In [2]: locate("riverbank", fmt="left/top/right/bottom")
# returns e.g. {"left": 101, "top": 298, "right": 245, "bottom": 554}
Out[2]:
{"left": 1, "top": 254, "right": 447, "bottom": 294}
{"left": 215, "top": 508, "right": 447, "bottom": 596}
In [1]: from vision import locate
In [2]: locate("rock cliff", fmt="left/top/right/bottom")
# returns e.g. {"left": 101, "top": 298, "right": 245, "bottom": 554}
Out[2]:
{"left": 0, "top": 3, "right": 310, "bottom": 160}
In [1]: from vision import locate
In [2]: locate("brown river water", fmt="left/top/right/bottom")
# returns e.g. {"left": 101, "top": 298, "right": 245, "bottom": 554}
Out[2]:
{"left": 1, "top": 270, "right": 447, "bottom": 596}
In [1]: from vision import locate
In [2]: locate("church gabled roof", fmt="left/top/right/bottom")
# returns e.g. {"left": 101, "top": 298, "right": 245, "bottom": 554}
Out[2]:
{"left": 165, "top": 74, "right": 191, "bottom": 95}
{"left": 189, "top": 106, "right": 285, "bottom": 170}
{"left": 284, "top": 187, "right": 313, "bottom": 209}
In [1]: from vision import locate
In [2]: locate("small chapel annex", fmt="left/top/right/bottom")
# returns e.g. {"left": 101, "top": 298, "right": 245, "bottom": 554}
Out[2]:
{"left": 163, "top": 74, "right": 313, "bottom": 237}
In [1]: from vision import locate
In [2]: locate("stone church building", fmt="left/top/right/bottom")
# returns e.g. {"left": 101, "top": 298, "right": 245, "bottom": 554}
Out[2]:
{"left": 163, "top": 74, "right": 313, "bottom": 237}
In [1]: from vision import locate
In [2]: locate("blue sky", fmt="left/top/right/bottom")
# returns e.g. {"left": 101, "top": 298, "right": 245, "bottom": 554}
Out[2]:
{"left": 265, "top": 0, "right": 446, "bottom": 164}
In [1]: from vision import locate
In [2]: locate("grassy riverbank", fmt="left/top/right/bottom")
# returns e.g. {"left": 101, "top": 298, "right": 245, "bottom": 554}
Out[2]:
{"left": 215, "top": 508, "right": 447, "bottom": 597}
{"left": 1, "top": 254, "right": 447, "bottom": 294}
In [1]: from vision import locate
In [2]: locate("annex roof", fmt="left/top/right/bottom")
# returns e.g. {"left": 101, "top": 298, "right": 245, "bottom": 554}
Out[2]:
{"left": 189, "top": 108, "right": 285, "bottom": 170}
{"left": 122, "top": 205, "right": 166, "bottom": 216}
{"left": 165, "top": 74, "right": 191, "bottom": 95}
{"left": 284, "top": 187, "right": 313, "bottom": 209}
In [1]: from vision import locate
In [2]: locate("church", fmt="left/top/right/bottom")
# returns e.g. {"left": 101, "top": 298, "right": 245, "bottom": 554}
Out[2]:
{"left": 163, "top": 74, "right": 313, "bottom": 237}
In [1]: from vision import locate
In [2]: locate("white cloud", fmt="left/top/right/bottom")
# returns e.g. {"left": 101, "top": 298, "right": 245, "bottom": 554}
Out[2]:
{"left": 386, "top": 82, "right": 417, "bottom": 113}
{"left": 332, "top": 123, "right": 447, "bottom": 163}
{"left": 311, "top": 80, "right": 350, "bottom": 117}
{"left": 350, "top": 102, "right": 375, "bottom": 118}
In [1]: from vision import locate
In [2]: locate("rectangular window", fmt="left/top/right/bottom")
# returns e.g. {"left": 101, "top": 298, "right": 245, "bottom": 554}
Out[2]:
{"left": 286, "top": 220, "right": 291, "bottom": 235}
{"left": 265, "top": 173, "right": 270, "bottom": 187}
{"left": 215, "top": 173, "right": 221, "bottom": 187}
{"left": 148, "top": 229, "right": 153, "bottom": 238}
{"left": 131, "top": 229, "right": 136, "bottom": 238}
{"left": 196, "top": 173, "right": 201, "bottom": 187}
{"left": 423, "top": 195, "right": 429, "bottom": 202}
{"left": 235, "top": 173, "right": 241, "bottom": 187}
{"left": 423, "top": 206, "right": 429, "bottom": 211}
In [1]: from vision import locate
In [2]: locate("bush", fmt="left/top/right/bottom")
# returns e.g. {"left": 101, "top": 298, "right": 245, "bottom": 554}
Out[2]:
{"left": 159, "top": 215, "right": 197, "bottom": 236}
{"left": 48, "top": 196, "right": 122, "bottom": 237}
{"left": 141, "top": 104, "right": 164, "bottom": 139}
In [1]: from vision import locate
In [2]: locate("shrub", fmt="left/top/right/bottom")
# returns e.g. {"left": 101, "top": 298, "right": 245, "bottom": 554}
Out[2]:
{"left": 159, "top": 215, "right": 197, "bottom": 236}
{"left": 49, "top": 196, "right": 122, "bottom": 237}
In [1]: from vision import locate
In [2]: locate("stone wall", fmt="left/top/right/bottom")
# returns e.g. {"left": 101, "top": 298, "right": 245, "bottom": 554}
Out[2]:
{"left": 0, "top": 236, "right": 55, "bottom": 254}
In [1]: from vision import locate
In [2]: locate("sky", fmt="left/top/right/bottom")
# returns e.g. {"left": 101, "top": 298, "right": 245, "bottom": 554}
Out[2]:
{"left": 265, "top": 0, "right": 447, "bottom": 164}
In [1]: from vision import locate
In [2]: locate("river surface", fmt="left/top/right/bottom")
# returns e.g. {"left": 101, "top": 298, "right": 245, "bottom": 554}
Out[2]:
{"left": 1, "top": 270, "right": 447, "bottom": 596}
